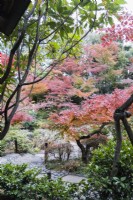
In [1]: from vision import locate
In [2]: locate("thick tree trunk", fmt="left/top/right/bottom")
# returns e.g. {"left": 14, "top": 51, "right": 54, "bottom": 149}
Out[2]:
{"left": 81, "top": 149, "right": 88, "bottom": 164}
{"left": 76, "top": 140, "right": 90, "bottom": 164}
{"left": 0, "top": 121, "right": 10, "bottom": 140}
{"left": 111, "top": 94, "right": 133, "bottom": 176}
{"left": 111, "top": 118, "right": 122, "bottom": 177}
{"left": 122, "top": 117, "right": 133, "bottom": 145}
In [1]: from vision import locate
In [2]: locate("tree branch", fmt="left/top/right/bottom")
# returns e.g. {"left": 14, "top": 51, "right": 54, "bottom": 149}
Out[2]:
{"left": 79, "top": 123, "right": 109, "bottom": 140}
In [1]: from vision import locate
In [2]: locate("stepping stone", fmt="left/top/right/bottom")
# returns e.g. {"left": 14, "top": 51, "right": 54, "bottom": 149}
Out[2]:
{"left": 62, "top": 175, "right": 86, "bottom": 183}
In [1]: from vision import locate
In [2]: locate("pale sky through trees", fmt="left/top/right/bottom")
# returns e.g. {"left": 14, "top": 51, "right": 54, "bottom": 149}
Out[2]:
{"left": 125, "top": 0, "right": 133, "bottom": 12}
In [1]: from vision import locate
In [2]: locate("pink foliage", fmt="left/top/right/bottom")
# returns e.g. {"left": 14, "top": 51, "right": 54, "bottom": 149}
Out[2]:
{"left": 50, "top": 86, "right": 133, "bottom": 129}
{"left": 86, "top": 63, "right": 107, "bottom": 75}
{"left": 83, "top": 42, "right": 119, "bottom": 67}
{"left": 47, "top": 76, "right": 72, "bottom": 96}
{"left": 0, "top": 52, "right": 9, "bottom": 66}
{"left": 11, "top": 112, "right": 33, "bottom": 124}
{"left": 101, "top": 12, "right": 133, "bottom": 44}
{"left": 58, "top": 58, "right": 86, "bottom": 75}
{"left": 80, "top": 86, "right": 133, "bottom": 123}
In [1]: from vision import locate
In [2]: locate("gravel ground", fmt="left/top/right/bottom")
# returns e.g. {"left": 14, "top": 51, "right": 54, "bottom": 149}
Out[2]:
{"left": 0, "top": 152, "right": 69, "bottom": 179}
{"left": 0, "top": 140, "right": 82, "bottom": 180}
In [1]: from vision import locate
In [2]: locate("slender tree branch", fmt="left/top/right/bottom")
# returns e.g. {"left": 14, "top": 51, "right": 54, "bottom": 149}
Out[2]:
{"left": 118, "top": 94, "right": 133, "bottom": 112}
{"left": 39, "top": 1, "right": 81, "bottom": 42}
{"left": 0, "top": 0, "right": 38, "bottom": 85}
{"left": 79, "top": 123, "right": 109, "bottom": 140}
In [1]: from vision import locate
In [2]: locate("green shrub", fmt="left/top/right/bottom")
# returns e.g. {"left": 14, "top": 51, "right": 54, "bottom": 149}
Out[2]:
{"left": 0, "top": 164, "right": 78, "bottom": 200}
{"left": 85, "top": 139, "right": 133, "bottom": 199}
{"left": 15, "top": 138, "right": 33, "bottom": 153}
{"left": 61, "top": 160, "right": 81, "bottom": 172}
{"left": 4, "top": 128, "right": 34, "bottom": 153}
{"left": 22, "top": 121, "right": 38, "bottom": 130}
{"left": 0, "top": 164, "right": 40, "bottom": 199}
{"left": 0, "top": 140, "right": 6, "bottom": 156}
{"left": 36, "top": 109, "right": 50, "bottom": 119}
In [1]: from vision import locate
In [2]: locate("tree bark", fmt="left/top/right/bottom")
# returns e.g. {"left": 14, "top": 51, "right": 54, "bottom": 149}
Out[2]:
{"left": 122, "top": 117, "right": 133, "bottom": 145}
{"left": 44, "top": 142, "right": 48, "bottom": 163}
{"left": 111, "top": 118, "right": 122, "bottom": 177}
{"left": 81, "top": 149, "right": 89, "bottom": 164}
{"left": 76, "top": 140, "right": 90, "bottom": 164}
{"left": 14, "top": 139, "right": 18, "bottom": 153}
{"left": 111, "top": 94, "right": 133, "bottom": 176}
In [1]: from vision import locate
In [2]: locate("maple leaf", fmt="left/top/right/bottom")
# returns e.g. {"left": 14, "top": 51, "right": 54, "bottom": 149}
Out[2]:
{"left": 11, "top": 112, "right": 33, "bottom": 124}
{"left": 0, "top": 52, "right": 9, "bottom": 66}
{"left": 101, "top": 12, "right": 133, "bottom": 44}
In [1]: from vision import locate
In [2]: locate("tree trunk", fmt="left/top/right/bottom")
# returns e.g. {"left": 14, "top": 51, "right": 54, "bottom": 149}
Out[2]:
{"left": 81, "top": 149, "right": 88, "bottom": 164}
{"left": 76, "top": 140, "right": 90, "bottom": 164}
{"left": 122, "top": 117, "right": 133, "bottom": 145}
{"left": 14, "top": 139, "right": 18, "bottom": 153}
{"left": 111, "top": 95, "right": 133, "bottom": 176}
{"left": 44, "top": 143, "right": 48, "bottom": 163}
{"left": 111, "top": 114, "right": 122, "bottom": 177}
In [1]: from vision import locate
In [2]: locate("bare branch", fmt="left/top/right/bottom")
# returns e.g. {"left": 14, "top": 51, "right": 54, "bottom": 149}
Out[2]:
{"left": 79, "top": 123, "right": 109, "bottom": 140}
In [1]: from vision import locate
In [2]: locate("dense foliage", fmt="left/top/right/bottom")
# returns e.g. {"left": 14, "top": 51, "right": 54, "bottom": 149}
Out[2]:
{"left": 9, "top": 22, "right": 133, "bottom": 163}
{"left": 85, "top": 139, "right": 133, "bottom": 199}
{"left": 1, "top": 2, "right": 133, "bottom": 199}
{"left": 1, "top": 139, "right": 133, "bottom": 200}
{"left": 0, "top": 0, "right": 126, "bottom": 139}
{"left": 0, "top": 164, "right": 78, "bottom": 200}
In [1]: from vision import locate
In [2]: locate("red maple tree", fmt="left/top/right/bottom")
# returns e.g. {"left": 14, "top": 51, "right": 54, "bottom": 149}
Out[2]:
{"left": 101, "top": 12, "right": 133, "bottom": 44}
{"left": 49, "top": 86, "right": 133, "bottom": 163}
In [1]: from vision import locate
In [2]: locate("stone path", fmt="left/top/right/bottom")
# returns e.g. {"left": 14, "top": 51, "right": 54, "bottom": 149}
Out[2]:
{"left": 0, "top": 151, "right": 95, "bottom": 199}
{"left": 62, "top": 175, "right": 86, "bottom": 183}
{"left": 0, "top": 152, "right": 87, "bottom": 182}
{"left": 0, "top": 152, "right": 69, "bottom": 179}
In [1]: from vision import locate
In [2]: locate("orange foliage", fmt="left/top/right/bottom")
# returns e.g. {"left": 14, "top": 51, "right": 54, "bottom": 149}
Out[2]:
{"left": 24, "top": 81, "right": 49, "bottom": 97}
{"left": 50, "top": 86, "right": 133, "bottom": 139}
{"left": 31, "top": 82, "right": 48, "bottom": 95}
{"left": 86, "top": 42, "right": 119, "bottom": 66}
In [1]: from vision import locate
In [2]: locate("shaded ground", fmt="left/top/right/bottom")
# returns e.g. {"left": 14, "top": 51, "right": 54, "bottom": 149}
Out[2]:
{"left": 0, "top": 150, "right": 86, "bottom": 183}
{"left": 0, "top": 152, "right": 68, "bottom": 179}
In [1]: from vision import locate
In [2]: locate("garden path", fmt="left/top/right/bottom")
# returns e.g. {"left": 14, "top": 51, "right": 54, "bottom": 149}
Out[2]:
{"left": 0, "top": 152, "right": 68, "bottom": 179}
{"left": 0, "top": 147, "right": 85, "bottom": 183}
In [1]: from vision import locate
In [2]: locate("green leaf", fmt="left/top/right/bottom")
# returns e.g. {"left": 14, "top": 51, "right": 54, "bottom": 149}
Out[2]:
{"left": 60, "top": 28, "right": 65, "bottom": 39}
{"left": 114, "top": 0, "right": 126, "bottom": 4}
{"left": 41, "top": 2, "right": 46, "bottom": 14}
{"left": 108, "top": 16, "right": 114, "bottom": 25}
{"left": 47, "top": 21, "right": 57, "bottom": 29}
{"left": 121, "top": 177, "right": 126, "bottom": 181}
{"left": 57, "top": 0, "right": 63, "bottom": 13}
{"left": 80, "top": 0, "right": 91, "bottom": 7}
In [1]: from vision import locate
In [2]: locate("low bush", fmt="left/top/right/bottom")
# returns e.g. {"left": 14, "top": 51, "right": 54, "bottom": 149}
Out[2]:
{"left": 45, "top": 142, "right": 73, "bottom": 162}
{"left": 22, "top": 121, "right": 38, "bottom": 130}
{"left": 4, "top": 128, "right": 34, "bottom": 153}
{"left": 61, "top": 160, "right": 81, "bottom": 172}
{"left": 0, "top": 164, "right": 78, "bottom": 200}
{"left": 0, "top": 140, "right": 6, "bottom": 156}
{"left": 85, "top": 139, "right": 133, "bottom": 199}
